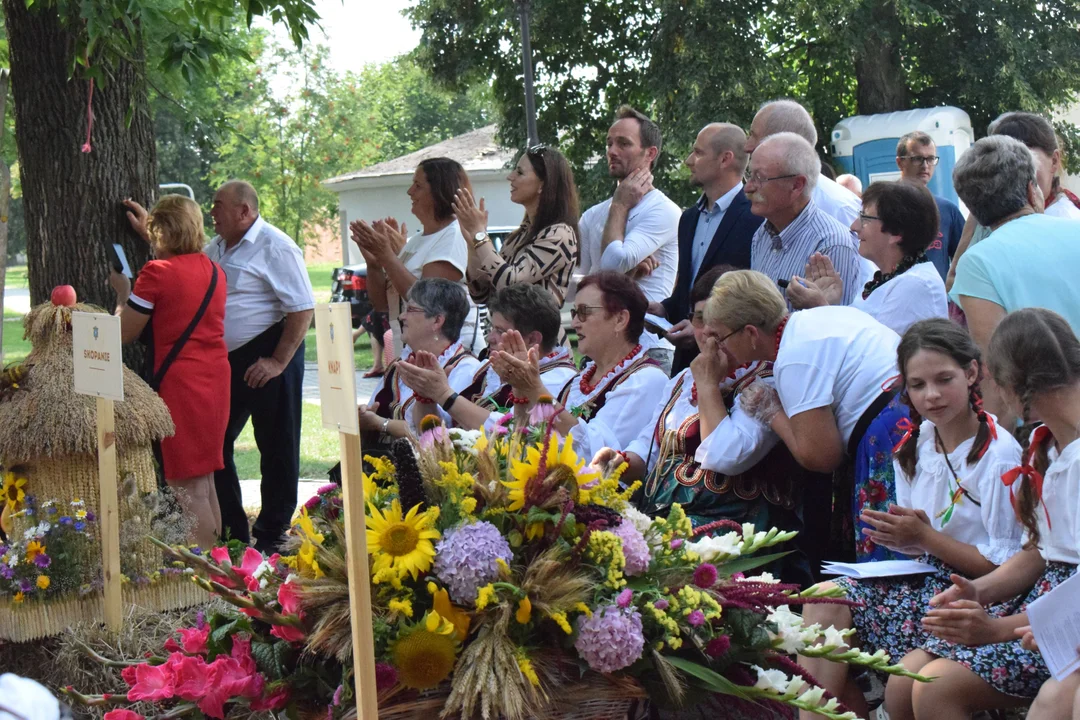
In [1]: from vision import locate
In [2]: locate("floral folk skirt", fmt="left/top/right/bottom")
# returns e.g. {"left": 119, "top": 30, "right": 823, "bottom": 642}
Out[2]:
{"left": 921, "top": 560, "right": 1078, "bottom": 698}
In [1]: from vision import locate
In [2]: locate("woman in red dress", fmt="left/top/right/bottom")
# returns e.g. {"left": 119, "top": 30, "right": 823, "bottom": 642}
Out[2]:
{"left": 111, "top": 194, "right": 230, "bottom": 549}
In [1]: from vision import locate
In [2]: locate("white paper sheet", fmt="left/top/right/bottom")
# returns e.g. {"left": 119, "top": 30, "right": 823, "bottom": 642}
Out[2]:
{"left": 821, "top": 560, "right": 937, "bottom": 579}
{"left": 1026, "top": 570, "right": 1080, "bottom": 681}
{"left": 644, "top": 313, "right": 673, "bottom": 334}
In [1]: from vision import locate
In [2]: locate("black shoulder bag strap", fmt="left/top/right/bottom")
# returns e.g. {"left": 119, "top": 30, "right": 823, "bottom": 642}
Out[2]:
{"left": 149, "top": 264, "right": 219, "bottom": 391}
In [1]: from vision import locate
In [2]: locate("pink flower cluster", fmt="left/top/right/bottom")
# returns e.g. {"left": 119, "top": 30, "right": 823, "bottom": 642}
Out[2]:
{"left": 119, "top": 634, "right": 289, "bottom": 718}
{"left": 209, "top": 546, "right": 267, "bottom": 591}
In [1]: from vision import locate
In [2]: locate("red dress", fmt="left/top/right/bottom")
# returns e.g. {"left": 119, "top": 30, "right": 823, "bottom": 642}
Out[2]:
{"left": 131, "top": 254, "right": 230, "bottom": 480}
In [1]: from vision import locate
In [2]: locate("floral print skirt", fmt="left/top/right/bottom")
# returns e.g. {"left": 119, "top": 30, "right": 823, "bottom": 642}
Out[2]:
{"left": 836, "top": 555, "right": 959, "bottom": 659}
{"left": 921, "top": 560, "right": 1077, "bottom": 698}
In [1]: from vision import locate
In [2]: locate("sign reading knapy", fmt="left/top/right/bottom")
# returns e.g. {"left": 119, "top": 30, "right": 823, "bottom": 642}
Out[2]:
{"left": 72, "top": 312, "right": 124, "bottom": 401}
{"left": 314, "top": 303, "right": 360, "bottom": 435}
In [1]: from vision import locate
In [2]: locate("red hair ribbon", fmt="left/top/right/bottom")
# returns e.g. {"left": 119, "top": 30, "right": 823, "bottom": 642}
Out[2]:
{"left": 892, "top": 417, "right": 916, "bottom": 454}
{"left": 881, "top": 374, "right": 903, "bottom": 393}
{"left": 1000, "top": 425, "right": 1053, "bottom": 529}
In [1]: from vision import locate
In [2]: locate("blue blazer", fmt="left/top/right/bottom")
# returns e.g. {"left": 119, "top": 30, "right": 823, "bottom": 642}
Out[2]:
{"left": 661, "top": 190, "right": 762, "bottom": 327}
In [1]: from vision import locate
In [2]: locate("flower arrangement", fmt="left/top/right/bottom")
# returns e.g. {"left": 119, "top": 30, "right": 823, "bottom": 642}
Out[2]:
{"left": 65, "top": 416, "right": 926, "bottom": 720}
{"left": 1, "top": 497, "right": 99, "bottom": 602}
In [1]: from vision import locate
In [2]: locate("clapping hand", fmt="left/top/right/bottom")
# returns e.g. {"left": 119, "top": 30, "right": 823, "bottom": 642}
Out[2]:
{"left": 397, "top": 350, "right": 451, "bottom": 401}
{"left": 690, "top": 336, "right": 731, "bottom": 387}
{"left": 490, "top": 343, "right": 544, "bottom": 401}
{"left": 861, "top": 505, "right": 931, "bottom": 553}
{"left": 922, "top": 598, "right": 997, "bottom": 646}
{"left": 804, "top": 253, "right": 844, "bottom": 305}
{"left": 452, "top": 188, "right": 489, "bottom": 243}
{"left": 351, "top": 218, "right": 405, "bottom": 262}
{"left": 613, "top": 167, "right": 653, "bottom": 209}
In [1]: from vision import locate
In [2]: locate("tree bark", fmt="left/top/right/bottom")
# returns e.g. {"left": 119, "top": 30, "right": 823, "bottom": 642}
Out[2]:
{"left": 852, "top": 2, "right": 909, "bottom": 114}
{"left": 2, "top": 0, "right": 157, "bottom": 312}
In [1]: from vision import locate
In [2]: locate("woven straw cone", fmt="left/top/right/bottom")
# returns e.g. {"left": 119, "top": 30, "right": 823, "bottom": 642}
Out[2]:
{"left": 0, "top": 300, "right": 187, "bottom": 638}
{"left": 0, "top": 577, "right": 205, "bottom": 643}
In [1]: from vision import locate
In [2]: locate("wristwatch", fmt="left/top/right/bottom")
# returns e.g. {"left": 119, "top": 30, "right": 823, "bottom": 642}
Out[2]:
{"left": 472, "top": 231, "right": 490, "bottom": 249}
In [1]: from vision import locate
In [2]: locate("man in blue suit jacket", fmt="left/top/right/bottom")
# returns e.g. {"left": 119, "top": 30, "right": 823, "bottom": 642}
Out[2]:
{"left": 650, "top": 123, "right": 764, "bottom": 373}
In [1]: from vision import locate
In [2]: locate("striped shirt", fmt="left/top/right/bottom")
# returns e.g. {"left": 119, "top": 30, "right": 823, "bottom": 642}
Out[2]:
{"left": 750, "top": 199, "right": 863, "bottom": 308}
{"left": 466, "top": 220, "right": 578, "bottom": 306}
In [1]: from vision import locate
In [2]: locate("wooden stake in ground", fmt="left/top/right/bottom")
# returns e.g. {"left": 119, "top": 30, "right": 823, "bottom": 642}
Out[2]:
{"left": 72, "top": 311, "right": 125, "bottom": 633}
{"left": 314, "top": 303, "right": 377, "bottom": 719}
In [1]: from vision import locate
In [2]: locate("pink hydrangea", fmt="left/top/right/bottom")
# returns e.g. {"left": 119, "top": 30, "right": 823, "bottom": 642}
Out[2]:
{"left": 574, "top": 604, "right": 645, "bottom": 674}
{"left": 612, "top": 520, "right": 650, "bottom": 576}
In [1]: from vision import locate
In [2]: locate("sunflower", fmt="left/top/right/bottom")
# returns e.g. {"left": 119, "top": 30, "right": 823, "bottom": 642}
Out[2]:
{"left": 24, "top": 540, "right": 46, "bottom": 565}
{"left": 366, "top": 500, "right": 440, "bottom": 581}
{"left": 391, "top": 612, "right": 459, "bottom": 689}
{"left": 504, "top": 435, "right": 599, "bottom": 511}
{"left": 293, "top": 507, "right": 325, "bottom": 579}
{"left": 1, "top": 472, "right": 27, "bottom": 512}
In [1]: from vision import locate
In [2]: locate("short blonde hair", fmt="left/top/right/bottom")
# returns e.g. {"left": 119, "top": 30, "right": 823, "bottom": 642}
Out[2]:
{"left": 148, "top": 195, "right": 206, "bottom": 256}
{"left": 704, "top": 269, "right": 787, "bottom": 331}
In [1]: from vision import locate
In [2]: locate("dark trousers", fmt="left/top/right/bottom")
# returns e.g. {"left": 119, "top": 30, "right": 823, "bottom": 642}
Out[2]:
{"left": 214, "top": 321, "right": 305, "bottom": 550}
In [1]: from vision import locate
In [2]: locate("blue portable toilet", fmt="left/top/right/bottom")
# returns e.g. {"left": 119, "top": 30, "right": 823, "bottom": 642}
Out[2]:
{"left": 831, "top": 107, "right": 974, "bottom": 205}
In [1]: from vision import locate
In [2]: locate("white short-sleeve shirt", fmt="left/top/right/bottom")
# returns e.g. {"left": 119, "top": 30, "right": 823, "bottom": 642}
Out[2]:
{"left": 1045, "top": 195, "right": 1080, "bottom": 221}
{"left": 386, "top": 220, "right": 483, "bottom": 358}
{"left": 206, "top": 216, "right": 316, "bottom": 351}
{"left": 1031, "top": 436, "right": 1080, "bottom": 564}
{"left": 851, "top": 261, "right": 949, "bottom": 336}
{"left": 893, "top": 418, "right": 1024, "bottom": 565}
{"left": 368, "top": 342, "right": 482, "bottom": 434}
{"left": 774, "top": 306, "right": 901, "bottom": 446}
{"left": 578, "top": 189, "right": 681, "bottom": 303}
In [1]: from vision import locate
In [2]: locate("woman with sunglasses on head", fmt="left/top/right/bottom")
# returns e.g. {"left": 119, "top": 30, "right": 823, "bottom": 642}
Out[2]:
{"left": 704, "top": 269, "right": 909, "bottom": 563}
{"left": 351, "top": 157, "right": 485, "bottom": 360}
{"left": 490, "top": 270, "right": 668, "bottom": 461}
{"left": 787, "top": 181, "right": 949, "bottom": 336}
{"left": 590, "top": 265, "right": 812, "bottom": 586}
{"left": 357, "top": 278, "right": 482, "bottom": 454}
{"left": 797, "top": 319, "right": 1023, "bottom": 720}
{"left": 454, "top": 145, "right": 580, "bottom": 330}
{"left": 906, "top": 308, "right": 1080, "bottom": 720}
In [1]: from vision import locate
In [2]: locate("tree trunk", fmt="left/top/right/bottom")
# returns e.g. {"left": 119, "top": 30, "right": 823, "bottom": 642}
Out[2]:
{"left": 853, "top": 2, "right": 909, "bottom": 114}
{"left": 2, "top": 0, "right": 157, "bottom": 313}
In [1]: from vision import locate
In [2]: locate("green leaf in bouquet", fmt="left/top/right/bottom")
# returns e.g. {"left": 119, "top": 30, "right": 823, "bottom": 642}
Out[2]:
{"left": 663, "top": 655, "right": 752, "bottom": 701}
{"left": 209, "top": 619, "right": 239, "bottom": 652}
{"left": 252, "top": 640, "right": 282, "bottom": 679}
{"left": 274, "top": 640, "right": 296, "bottom": 678}
{"left": 717, "top": 551, "right": 791, "bottom": 577}
{"left": 748, "top": 625, "right": 772, "bottom": 651}
{"left": 725, "top": 608, "right": 760, "bottom": 644}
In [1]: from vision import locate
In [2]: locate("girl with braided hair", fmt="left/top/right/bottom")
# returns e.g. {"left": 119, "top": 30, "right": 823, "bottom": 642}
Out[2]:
{"left": 910, "top": 308, "right": 1080, "bottom": 720}
{"left": 797, "top": 319, "right": 1023, "bottom": 720}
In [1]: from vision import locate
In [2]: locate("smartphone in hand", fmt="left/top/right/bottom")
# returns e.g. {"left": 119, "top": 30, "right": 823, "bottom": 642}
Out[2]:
{"left": 107, "top": 243, "right": 133, "bottom": 278}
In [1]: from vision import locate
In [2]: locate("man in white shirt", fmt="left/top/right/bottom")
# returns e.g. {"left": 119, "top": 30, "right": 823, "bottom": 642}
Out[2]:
{"left": 206, "top": 180, "right": 315, "bottom": 553}
{"left": 578, "top": 105, "right": 681, "bottom": 373}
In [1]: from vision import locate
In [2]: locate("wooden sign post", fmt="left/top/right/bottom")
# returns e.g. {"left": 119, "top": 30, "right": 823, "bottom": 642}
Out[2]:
{"left": 72, "top": 311, "right": 125, "bottom": 633}
{"left": 314, "top": 303, "right": 377, "bottom": 719}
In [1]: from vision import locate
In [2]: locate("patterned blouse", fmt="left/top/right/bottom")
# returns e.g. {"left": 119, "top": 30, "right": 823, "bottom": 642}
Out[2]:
{"left": 466, "top": 220, "right": 578, "bottom": 306}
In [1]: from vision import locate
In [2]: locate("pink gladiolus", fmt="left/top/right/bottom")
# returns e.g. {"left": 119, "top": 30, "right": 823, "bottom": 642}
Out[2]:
{"left": 177, "top": 625, "right": 210, "bottom": 655}
{"left": 104, "top": 710, "right": 144, "bottom": 720}
{"left": 231, "top": 635, "right": 257, "bottom": 675}
{"left": 170, "top": 655, "right": 211, "bottom": 702}
{"left": 209, "top": 546, "right": 264, "bottom": 590}
{"left": 126, "top": 662, "right": 175, "bottom": 702}
{"left": 277, "top": 580, "right": 303, "bottom": 615}
{"left": 163, "top": 638, "right": 181, "bottom": 653}
{"left": 120, "top": 666, "right": 138, "bottom": 687}
{"left": 251, "top": 685, "right": 290, "bottom": 711}
{"left": 271, "top": 623, "right": 305, "bottom": 643}
{"left": 209, "top": 546, "right": 231, "bottom": 565}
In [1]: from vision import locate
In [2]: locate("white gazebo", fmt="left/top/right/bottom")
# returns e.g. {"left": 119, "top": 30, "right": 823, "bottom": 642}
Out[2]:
{"left": 322, "top": 125, "right": 521, "bottom": 264}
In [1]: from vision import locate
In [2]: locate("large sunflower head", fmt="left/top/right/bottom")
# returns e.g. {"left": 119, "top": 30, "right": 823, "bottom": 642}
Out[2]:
{"left": 503, "top": 435, "right": 599, "bottom": 512}
{"left": 390, "top": 611, "right": 460, "bottom": 689}
{"left": 1, "top": 472, "right": 27, "bottom": 512}
{"left": 366, "top": 500, "right": 441, "bottom": 581}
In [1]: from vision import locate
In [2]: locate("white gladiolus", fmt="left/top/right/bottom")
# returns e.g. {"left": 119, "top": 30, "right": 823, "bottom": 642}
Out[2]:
{"left": 822, "top": 626, "right": 850, "bottom": 650}
{"left": 686, "top": 531, "right": 742, "bottom": 561}
{"left": 752, "top": 665, "right": 790, "bottom": 693}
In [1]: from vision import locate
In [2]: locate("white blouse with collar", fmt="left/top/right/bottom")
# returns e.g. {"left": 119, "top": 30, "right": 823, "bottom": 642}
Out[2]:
{"left": 1032, "top": 437, "right": 1080, "bottom": 565}
{"left": 893, "top": 418, "right": 1023, "bottom": 566}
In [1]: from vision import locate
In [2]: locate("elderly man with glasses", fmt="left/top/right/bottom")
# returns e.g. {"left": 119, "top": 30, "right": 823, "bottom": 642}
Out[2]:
{"left": 895, "top": 131, "right": 965, "bottom": 280}
{"left": 745, "top": 133, "right": 862, "bottom": 307}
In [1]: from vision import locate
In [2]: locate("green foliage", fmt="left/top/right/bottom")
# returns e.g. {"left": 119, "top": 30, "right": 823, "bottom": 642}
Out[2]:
{"left": 408, "top": 0, "right": 1080, "bottom": 204}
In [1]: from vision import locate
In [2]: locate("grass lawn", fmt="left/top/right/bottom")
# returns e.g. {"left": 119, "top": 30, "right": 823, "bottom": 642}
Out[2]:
{"left": 3, "top": 266, "right": 27, "bottom": 288}
{"left": 232, "top": 400, "right": 338, "bottom": 482}
{"left": 2, "top": 266, "right": 29, "bottom": 364}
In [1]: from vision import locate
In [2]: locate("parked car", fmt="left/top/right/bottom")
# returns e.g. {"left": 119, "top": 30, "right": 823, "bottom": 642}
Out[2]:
{"left": 330, "top": 226, "right": 519, "bottom": 329}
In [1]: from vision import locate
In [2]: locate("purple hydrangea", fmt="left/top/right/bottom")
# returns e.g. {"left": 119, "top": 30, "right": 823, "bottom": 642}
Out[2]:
{"left": 575, "top": 604, "right": 645, "bottom": 673}
{"left": 433, "top": 521, "right": 513, "bottom": 604}
{"left": 612, "top": 520, "right": 650, "bottom": 576}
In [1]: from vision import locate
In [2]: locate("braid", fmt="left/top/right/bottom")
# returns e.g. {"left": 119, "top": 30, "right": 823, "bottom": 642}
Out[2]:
{"left": 965, "top": 383, "right": 994, "bottom": 464}
{"left": 862, "top": 252, "right": 930, "bottom": 300}
{"left": 1014, "top": 388, "right": 1046, "bottom": 549}
{"left": 895, "top": 391, "right": 922, "bottom": 478}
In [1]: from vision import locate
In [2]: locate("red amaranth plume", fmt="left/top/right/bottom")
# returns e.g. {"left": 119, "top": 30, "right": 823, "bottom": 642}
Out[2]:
{"left": 692, "top": 518, "right": 745, "bottom": 537}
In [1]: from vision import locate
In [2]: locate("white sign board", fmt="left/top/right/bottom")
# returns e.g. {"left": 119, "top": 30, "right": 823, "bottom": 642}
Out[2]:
{"left": 314, "top": 303, "right": 360, "bottom": 435}
{"left": 72, "top": 312, "right": 124, "bottom": 401}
